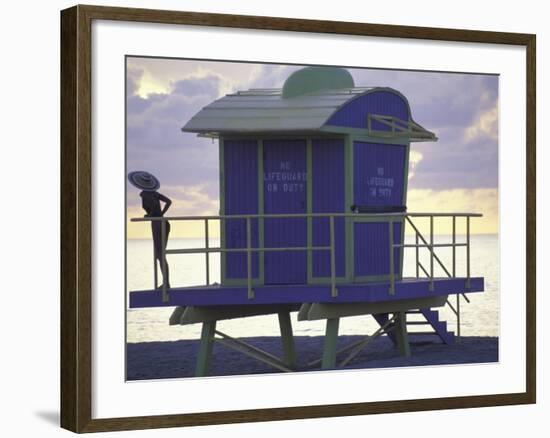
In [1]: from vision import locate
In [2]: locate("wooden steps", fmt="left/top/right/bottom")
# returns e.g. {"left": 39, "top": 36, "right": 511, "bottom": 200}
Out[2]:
{"left": 418, "top": 308, "right": 455, "bottom": 345}
{"left": 374, "top": 308, "right": 455, "bottom": 346}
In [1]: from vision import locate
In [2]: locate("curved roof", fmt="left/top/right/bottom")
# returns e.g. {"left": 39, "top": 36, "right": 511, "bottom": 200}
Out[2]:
{"left": 182, "top": 86, "right": 394, "bottom": 134}
{"left": 181, "top": 78, "right": 436, "bottom": 142}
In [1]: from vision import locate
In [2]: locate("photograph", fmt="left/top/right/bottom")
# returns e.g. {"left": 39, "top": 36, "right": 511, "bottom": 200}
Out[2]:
{"left": 125, "top": 58, "right": 499, "bottom": 380}
{"left": 55, "top": 2, "right": 537, "bottom": 433}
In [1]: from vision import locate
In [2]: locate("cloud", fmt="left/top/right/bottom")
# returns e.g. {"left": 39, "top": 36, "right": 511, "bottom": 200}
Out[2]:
{"left": 127, "top": 183, "right": 220, "bottom": 239}
{"left": 348, "top": 68, "right": 499, "bottom": 190}
{"left": 171, "top": 76, "right": 222, "bottom": 98}
{"left": 126, "top": 71, "right": 224, "bottom": 198}
{"left": 464, "top": 106, "right": 498, "bottom": 141}
{"left": 410, "top": 134, "right": 498, "bottom": 189}
{"left": 127, "top": 182, "right": 218, "bottom": 212}
{"left": 159, "top": 184, "right": 219, "bottom": 216}
{"left": 125, "top": 60, "right": 304, "bottom": 227}
{"left": 408, "top": 150, "right": 423, "bottom": 180}
{"left": 126, "top": 58, "right": 499, "bottom": 237}
{"left": 407, "top": 188, "right": 498, "bottom": 234}
{"left": 127, "top": 57, "right": 298, "bottom": 98}
{"left": 127, "top": 65, "right": 142, "bottom": 96}
{"left": 247, "top": 64, "right": 300, "bottom": 89}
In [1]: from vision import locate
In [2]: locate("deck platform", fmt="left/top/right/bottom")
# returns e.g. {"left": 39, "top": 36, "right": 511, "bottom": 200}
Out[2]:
{"left": 129, "top": 277, "right": 483, "bottom": 308}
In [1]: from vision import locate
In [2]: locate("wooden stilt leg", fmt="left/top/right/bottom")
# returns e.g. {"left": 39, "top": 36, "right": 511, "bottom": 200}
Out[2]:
{"left": 278, "top": 312, "right": 296, "bottom": 369}
{"left": 394, "top": 312, "right": 411, "bottom": 357}
{"left": 321, "top": 318, "right": 340, "bottom": 369}
{"left": 195, "top": 321, "right": 217, "bottom": 377}
{"left": 373, "top": 313, "right": 398, "bottom": 346}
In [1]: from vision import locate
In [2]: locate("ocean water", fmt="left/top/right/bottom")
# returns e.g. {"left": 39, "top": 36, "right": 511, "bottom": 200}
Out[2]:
{"left": 126, "top": 234, "right": 499, "bottom": 343}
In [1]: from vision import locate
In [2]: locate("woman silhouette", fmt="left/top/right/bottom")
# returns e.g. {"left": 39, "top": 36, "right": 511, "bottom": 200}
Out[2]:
{"left": 128, "top": 171, "right": 172, "bottom": 289}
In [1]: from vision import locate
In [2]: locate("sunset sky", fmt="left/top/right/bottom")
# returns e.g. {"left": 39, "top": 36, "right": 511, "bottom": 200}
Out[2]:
{"left": 126, "top": 57, "right": 498, "bottom": 239}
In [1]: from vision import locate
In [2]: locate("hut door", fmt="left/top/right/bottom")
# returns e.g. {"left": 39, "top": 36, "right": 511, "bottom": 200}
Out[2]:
{"left": 353, "top": 141, "right": 406, "bottom": 280}
{"left": 263, "top": 140, "right": 307, "bottom": 284}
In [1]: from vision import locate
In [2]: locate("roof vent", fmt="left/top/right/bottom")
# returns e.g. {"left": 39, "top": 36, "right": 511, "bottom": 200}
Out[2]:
{"left": 282, "top": 67, "right": 355, "bottom": 98}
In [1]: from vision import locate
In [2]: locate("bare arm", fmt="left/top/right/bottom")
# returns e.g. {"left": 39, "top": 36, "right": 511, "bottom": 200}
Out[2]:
{"left": 157, "top": 192, "right": 172, "bottom": 216}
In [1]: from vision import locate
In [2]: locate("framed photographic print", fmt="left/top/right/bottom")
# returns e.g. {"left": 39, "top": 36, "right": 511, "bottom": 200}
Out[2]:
{"left": 60, "top": 4, "right": 536, "bottom": 433}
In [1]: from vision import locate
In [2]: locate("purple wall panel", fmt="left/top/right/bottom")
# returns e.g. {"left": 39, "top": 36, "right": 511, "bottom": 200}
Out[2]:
{"left": 311, "top": 138, "right": 346, "bottom": 277}
{"left": 326, "top": 90, "right": 409, "bottom": 130}
{"left": 354, "top": 142, "right": 406, "bottom": 207}
{"left": 263, "top": 139, "right": 307, "bottom": 284}
{"left": 354, "top": 222, "right": 402, "bottom": 277}
{"left": 224, "top": 139, "right": 259, "bottom": 279}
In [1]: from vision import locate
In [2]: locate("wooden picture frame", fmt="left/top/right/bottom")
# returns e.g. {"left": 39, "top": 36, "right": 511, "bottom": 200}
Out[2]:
{"left": 60, "top": 4, "right": 536, "bottom": 433}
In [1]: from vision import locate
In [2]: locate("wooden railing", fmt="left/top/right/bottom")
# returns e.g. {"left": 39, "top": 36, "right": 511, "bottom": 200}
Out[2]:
{"left": 401, "top": 214, "right": 480, "bottom": 342}
{"left": 131, "top": 212, "right": 481, "bottom": 312}
{"left": 367, "top": 114, "right": 438, "bottom": 141}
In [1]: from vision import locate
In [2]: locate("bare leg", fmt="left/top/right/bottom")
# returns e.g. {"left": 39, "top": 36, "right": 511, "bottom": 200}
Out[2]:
{"left": 155, "top": 254, "right": 170, "bottom": 289}
{"left": 162, "top": 222, "right": 171, "bottom": 288}
{"left": 153, "top": 222, "right": 171, "bottom": 289}
{"left": 161, "top": 256, "right": 170, "bottom": 289}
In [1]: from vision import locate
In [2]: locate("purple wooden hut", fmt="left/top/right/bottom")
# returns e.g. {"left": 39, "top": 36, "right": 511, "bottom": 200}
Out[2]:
{"left": 183, "top": 67, "right": 436, "bottom": 287}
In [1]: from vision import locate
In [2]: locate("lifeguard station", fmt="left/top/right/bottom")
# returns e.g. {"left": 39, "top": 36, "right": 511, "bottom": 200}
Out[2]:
{"left": 129, "top": 67, "right": 484, "bottom": 376}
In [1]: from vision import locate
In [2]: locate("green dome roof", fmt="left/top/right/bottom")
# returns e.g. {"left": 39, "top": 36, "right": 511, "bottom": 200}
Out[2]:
{"left": 282, "top": 67, "right": 355, "bottom": 98}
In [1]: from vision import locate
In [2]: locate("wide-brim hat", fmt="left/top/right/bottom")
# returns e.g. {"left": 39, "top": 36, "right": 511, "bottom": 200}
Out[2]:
{"left": 128, "top": 171, "right": 160, "bottom": 191}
